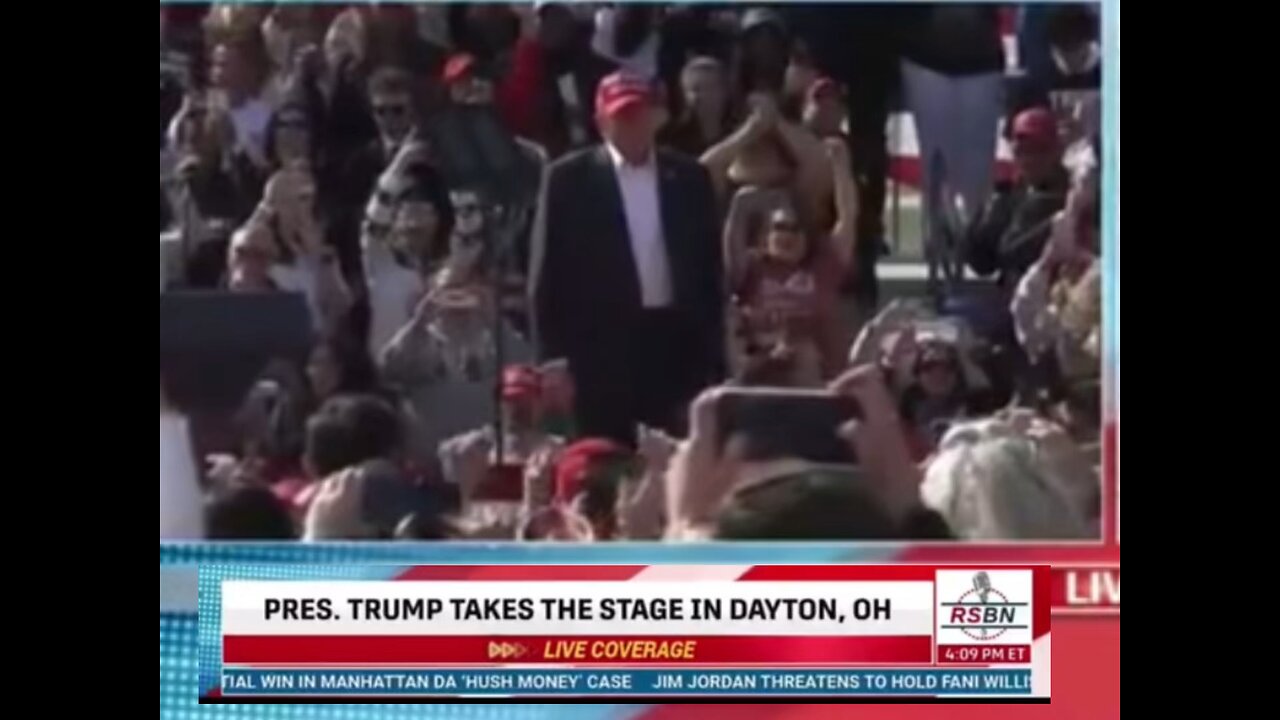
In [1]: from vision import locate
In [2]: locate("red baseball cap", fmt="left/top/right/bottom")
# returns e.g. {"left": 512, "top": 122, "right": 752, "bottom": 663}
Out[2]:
{"left": 595, "top": 71, "right": 653, "bottom": 119}
{"left": 442, "top": 53, "right": 476, "bottom": 85}
{"left": 1012, "top": 107, "right": 1058, "bottom": 145}
{"left": 501, "top": 364, "right": 542, "bottom": 402}
{"left": 554, "top": 438, "right": 631, "bottom": 503}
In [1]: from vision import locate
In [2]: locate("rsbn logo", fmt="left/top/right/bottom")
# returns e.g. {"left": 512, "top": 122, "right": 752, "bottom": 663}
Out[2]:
{"left": 942, "top": 572, "right": 1029, "bottom": 641}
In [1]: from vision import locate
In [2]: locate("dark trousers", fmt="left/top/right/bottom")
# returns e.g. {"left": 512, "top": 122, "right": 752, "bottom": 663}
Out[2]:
{"left": 844, "top": 40, "right": 899, "bottom": 309}
{"left": 569, "top": 309, "right": 706, "bottom": 446}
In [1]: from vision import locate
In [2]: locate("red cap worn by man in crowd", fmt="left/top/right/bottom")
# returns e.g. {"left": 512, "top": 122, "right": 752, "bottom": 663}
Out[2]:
{"left": 1011, "top": 106, "right": 1059, "bottom": 150}
{"left": 553, "top": 438, "right": 635, "bottom": 539}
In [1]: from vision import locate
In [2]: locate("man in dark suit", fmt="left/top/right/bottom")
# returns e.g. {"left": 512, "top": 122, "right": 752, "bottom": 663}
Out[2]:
{"left": 531, "top": 71, "right": 725, "bottom": 445}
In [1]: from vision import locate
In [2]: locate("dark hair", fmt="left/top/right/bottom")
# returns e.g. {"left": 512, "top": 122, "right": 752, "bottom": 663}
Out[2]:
{"left": 714, "top": 471, "right": 900, "bottom": 540}
{"left": 304, "top": 394, "right": 404, "bottom": 477}
{"left": 236, "top": 365, "right": 311, "bottom": 469}
{"left": 368, "top": 65, "right": 415, "bottom": 98}
{"left": 756, "top": 202, "right": 820, "bottom": 266}
{"left": 731, "top": 13, "right": 791, "bottom": 100}
{"left": 1046, "top": 5, "right": 1098, "bottom": 50}
{"left": 395, "top": 161, "right": 456, "bottom": 266}
{"left": 312, "top": 331, "right": 381, "bottom": 398}
{"left": 205, "top": 485, "right": 295, "bottom": 539}
{"left": 264, "top": 100, "right": 319, "bottom": 171}
{"left": 325, "top": 60, "right": 380, "bottom": 157}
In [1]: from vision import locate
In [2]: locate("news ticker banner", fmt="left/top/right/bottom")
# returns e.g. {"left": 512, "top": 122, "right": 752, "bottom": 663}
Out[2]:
{"left": 198, "top": 565, "right": 1052, "bottom": 701}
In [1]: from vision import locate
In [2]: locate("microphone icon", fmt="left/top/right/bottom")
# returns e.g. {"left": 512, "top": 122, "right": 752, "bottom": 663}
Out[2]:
{"left": 973, "top": 572, "right": 993, "bottom": 604}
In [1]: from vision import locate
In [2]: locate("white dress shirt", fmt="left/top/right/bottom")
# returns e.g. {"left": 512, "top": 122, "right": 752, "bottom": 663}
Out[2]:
{"left": 606, "top": 143, "right": 674, "bottom": 308}
{"left": 228, "top": 97, "right": 272, "bottom": 165}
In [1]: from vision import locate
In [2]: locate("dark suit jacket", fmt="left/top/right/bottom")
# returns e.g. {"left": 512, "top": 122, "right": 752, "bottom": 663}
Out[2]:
{"left": 532, "top": 145, "right": 725, "bottom": 382}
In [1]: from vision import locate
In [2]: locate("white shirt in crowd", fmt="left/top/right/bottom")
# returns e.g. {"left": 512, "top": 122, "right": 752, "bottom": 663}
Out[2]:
{"left": 363, "top": 237, "right": 425, "bottom": 358}
{"left": 606, "top": 142, "right": 674, "bottom": 309}
{"left": 228, "top": 96, "right": 272, "bottom": 164}
{"left": 163, "top": 93, "right": 271, "bottom": 165}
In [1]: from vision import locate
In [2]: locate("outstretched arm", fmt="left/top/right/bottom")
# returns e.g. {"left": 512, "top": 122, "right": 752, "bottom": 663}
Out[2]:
{"left": 700, "top": 95, "right": 777, "bottom": 200}
{"left": 773, "top": 118, "right": 834, "bottom": 227}
{"left": 824, "top": 138, "right": 858, "bottom": 270}
{"left": 722, "top": 186, "right": 788, "bottom": 290}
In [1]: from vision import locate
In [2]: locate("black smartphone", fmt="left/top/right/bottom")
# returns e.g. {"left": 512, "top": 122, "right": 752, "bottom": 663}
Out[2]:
{"left": 715, "top": 388, "right": 861, "bottom": 465}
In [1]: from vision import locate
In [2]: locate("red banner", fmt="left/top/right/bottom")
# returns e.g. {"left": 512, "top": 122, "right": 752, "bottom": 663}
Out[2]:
{"left": 1050, "top": 566, "right": 1120, "bottom": 612}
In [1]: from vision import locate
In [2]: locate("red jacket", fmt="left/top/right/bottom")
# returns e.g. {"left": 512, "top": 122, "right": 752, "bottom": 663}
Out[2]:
{"left": 496, "top": 38, "right": 546, "bottom": 141}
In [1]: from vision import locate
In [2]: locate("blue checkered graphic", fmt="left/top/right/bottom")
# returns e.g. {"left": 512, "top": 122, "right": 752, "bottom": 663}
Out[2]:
{"left": 167, "top": 614, "right": 644, "bottom": 720}
{"left": 197, "top": 565, "right": 403, "bottom": 691}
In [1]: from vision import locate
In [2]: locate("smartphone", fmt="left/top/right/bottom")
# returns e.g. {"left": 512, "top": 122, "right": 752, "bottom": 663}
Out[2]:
{"left": 473, "top": 463, "right": 525, "bottom": 502}
{"left": 715, "top": 388, "right": 861, "bottom": 465}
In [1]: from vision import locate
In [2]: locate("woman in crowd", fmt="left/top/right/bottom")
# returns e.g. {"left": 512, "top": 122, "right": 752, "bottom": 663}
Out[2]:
{"left": 260, "top": 4, "right": 322, "bottom": 101}
{"left": 847, "top": 302, "right": 997, "bottom": 458}
{"left": 1011, "top": 175, "right": 1101, "bottom": 404}
{"left": 205, "top": 27, "right": 275, "bottom": 170}
{"left": 898, "top": 335, "right": 996, "bottom": 451}
{"left": 726, "top": 138, "right": 857, "bottom": 385}
{"left": 227, "top": 163, "right": 352, "bottom": 334}
{"left": 659, "top": 56, "right": 735, "bottom": 157}
{"left": 700, "top": 92, "right": 831, "bottom": 232}
{"left": 166, "top": 95, "right": 250, "bottom": 221}
{"left": 362, "top": 149, "right": 455, "bottom": 358}
{"left": 164, "top": 96, "right": 254, "bottom": 287}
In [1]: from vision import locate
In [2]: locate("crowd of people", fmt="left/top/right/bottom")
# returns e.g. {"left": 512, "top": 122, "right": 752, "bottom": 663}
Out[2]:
{"left": 160, "top": 3, "right": 1105, "bottom": 543}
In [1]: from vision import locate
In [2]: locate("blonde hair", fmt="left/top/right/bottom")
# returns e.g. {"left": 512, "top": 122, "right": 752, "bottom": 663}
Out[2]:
{"left": 921, "top": 413, "right": 1096, "bottom": 540}
{"left": 203, "top": 4, "right": 266, "bottom": 46}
